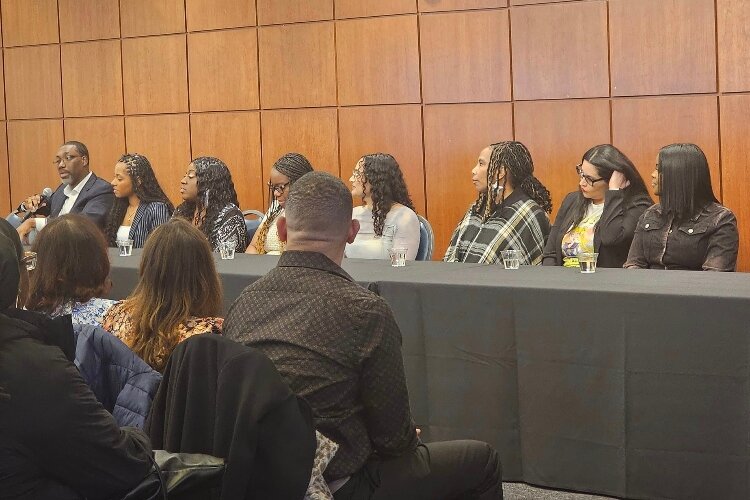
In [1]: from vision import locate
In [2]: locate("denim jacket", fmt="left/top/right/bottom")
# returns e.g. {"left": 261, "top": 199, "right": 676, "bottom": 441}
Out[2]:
{"left": 624, "top": 202, "right": 738, "bottom": 271}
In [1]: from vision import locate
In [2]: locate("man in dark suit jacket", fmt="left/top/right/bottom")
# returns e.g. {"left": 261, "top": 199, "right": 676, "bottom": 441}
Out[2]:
{"left": 16, "top": 141, "right": 114, "bottom": 242}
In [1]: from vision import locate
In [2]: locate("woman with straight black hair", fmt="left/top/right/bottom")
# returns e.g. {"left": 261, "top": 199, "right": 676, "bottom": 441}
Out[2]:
{"left": 625, "top": 143, "right": 738, "bottom": 271}
{"left": 542, "top": 144, "right": 653, "bottom": 268}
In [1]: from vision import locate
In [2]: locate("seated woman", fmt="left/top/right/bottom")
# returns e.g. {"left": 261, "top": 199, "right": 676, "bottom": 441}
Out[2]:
{"left": 0, "top": 231, "right": 153, "bottom": 500}
{"left": 174, "top": 156, "right": 248, "bottom": 252}
{"left": 345, "top": 153, "right": 420, "bottom": 260}
{"left": 543, "top": 145, "right": 653, "bottom": 268}
{"left": 246, "top": 152, "right": 313, "bottom": 255}
{"left": 104, "top": 153, "right": 173, "bottom": 248}
{"left": 25, "top": 214, "right": 115, "bottom": 325}
{"left": 444, "top": 141, "right": 552, "bottom": 265}
{"left": 625, "top": 143, "right": 738, "bottom": 271}
{"left": 103, "top": 218, "right": 224, "bottom": 372}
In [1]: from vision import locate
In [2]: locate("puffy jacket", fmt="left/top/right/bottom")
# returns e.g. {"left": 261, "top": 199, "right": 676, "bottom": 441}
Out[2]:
{"left": 73, "top": 324, "right": 161, "bottom": 428}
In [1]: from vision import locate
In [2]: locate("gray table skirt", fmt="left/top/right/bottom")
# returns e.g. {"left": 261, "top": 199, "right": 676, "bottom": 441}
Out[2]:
{"left": 108, "top": 249, "right": 750, "bottom": 499}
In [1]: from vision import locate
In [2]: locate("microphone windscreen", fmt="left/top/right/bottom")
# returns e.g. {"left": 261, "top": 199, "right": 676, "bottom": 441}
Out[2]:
{"left": 41, "top": 187, "right": 53, "bottom": 197}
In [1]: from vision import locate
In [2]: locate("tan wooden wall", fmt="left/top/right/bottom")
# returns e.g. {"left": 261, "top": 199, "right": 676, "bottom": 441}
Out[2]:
{"left": 1, "top": 0, "right": 749, "bottom": 269}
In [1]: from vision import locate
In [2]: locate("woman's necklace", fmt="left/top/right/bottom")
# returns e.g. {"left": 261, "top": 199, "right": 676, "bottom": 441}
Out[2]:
{"left": 124, "top": 205, "right": 138, "bottom": 225}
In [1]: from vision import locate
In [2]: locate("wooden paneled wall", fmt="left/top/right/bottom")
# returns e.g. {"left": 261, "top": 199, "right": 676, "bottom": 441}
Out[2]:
{"left": 1, "top": 0, "right": 750, "bottom": 269}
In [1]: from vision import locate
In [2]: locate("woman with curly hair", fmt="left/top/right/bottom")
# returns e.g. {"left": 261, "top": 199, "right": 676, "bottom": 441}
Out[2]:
{"left": 104, "top": 153, "right": 173, "bottom": 248}
{"left": 246, "top": 152, "right": 313, "bottom": 254}
{"left": 174, "top": 156, "right": 248, "bottom": 252}
{"left": 345, "top": 153, "right": 420, "bottom": 260}
{"left": 444, "top": 141, "right": 552, "bottom": 265}
{"left": 103, "top": 218, "right": 223, "bottom": 371}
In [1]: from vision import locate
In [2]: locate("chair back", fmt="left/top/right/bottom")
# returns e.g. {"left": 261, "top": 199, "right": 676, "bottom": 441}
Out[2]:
{"left": 242, "top": 210, "right": 265, "bottom": 242}
{"left": 416, "top": 214, "right": 434, "bottom": 261}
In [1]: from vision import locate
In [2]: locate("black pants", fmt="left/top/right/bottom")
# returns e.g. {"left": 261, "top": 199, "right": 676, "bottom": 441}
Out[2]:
{"left": 333, "top": 440, "right": 503, "bottom": 500}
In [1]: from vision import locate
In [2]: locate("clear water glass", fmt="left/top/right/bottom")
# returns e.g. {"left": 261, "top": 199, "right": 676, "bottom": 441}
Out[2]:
{"left": 117, "top": 239, "right": 134, "bottom": 257}
{"left": 388, "top": 247, "right": 407, "bottom": 267}
{"left": 22, "top": 251, "right": 37, "bottom": 271}
{"left": 218, "top": 241, "right": 236, "bottom": 260}
{"left": 501, "top": 249, "right": 521, "bottom": 269}
{"left": 578, "top": 252, "right": 599, "bottom": 273}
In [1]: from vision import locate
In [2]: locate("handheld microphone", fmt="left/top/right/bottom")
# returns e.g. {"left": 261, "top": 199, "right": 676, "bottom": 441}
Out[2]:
{"left": 17, "top": 188, "right": 53, "bottom": 219}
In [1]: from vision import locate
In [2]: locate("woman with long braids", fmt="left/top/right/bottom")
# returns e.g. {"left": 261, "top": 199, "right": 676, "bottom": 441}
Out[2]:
{"left": 105, "top": 153, "right": 173, "bottom": 248}
{"left": 542, "top": 145, "right": 652, "bottom": 268}
{"left": 444, "top": 141, "right": 552, "bottom": 265}
{"left": 174, "top": 156, "right": 248, "bottom": 253}
{"left": 346, "top": 153, "right": 420, "bottom": 260}
{"left": 246, "top": 152, "right": 313, "bottom": 254}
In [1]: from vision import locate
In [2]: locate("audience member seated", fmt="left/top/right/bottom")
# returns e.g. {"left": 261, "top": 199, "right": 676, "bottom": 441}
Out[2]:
{"left": 543, "top": 145, "right": 653, "bottom": 268}
{"left": 25, "top": 214, "right": 115, "bottom": 325}
{"left": 103, "top": 218, "right": 223, "bottom": 372}
{"left": 15, "top": 141, "right": 114, "bottom": 243}
{"left": 246, "top": 152, "right": 314, "bottom": 255}
{"left": 104, "top": 153, "right": 173, "bottom": 248}
{"left": 0, "top": 218, "right": 28, "bottom": 306}
{"left": 625, "top": 143, "right": 739, "bottom": 271}
{"left": 224, "top": 172, "right": 503, "bottom": 499}
{"left": 174, "top": 156, "right": 248, "bottom": 253}
{"left": 0, "top": 231, "right": 153, "bottom": 500}
{"left": 345, "top": 153, "right": 420, "bottom": 260}
{"left": 444, "top": 141, "right": 552, "bottom": 265}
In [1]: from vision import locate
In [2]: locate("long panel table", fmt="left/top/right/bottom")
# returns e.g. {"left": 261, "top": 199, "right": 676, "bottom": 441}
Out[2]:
{"left": 108, "top": 249, "right": 750, "bottom": 499}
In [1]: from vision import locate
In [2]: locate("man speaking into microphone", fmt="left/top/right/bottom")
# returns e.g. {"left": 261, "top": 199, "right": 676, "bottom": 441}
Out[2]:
{"left": 15, "top": 141, "right": 114, "bottom": 242}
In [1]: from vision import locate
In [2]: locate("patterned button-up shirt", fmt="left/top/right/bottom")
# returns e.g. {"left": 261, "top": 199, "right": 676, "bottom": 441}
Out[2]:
{"left": 444, "top": 190, "right": 551, "bottom": 265}
{"left": 223, "top": 250, "right": 418, "bottom": 480}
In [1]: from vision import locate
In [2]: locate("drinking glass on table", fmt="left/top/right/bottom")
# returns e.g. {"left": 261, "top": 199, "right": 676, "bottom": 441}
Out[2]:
{"left": 501, "top": 249, "right": 520, "bottom": 270}
{"left": 117, "top": 239, "right": 134, "bottom": 257}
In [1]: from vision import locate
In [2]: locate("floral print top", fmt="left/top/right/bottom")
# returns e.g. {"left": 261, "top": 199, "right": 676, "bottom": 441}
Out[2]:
{"left": 51, "top": 298, "right": 116, "bottom": 326}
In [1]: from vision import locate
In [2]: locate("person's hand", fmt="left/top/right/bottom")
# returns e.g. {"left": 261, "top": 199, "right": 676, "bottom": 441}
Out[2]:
{"left": 416, "top": 428, "right": 421, "bottom": 437}
{"left": 16, "top": 219, "right": 36, "bottom": 244}
{"left": 22, "top": 195, "right": 42, "bottom": 213}
{"left": 609, "top": 170, "right": 630, "bottom": 190}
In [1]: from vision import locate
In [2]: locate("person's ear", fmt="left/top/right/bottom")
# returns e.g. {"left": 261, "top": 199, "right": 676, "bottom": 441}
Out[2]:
{"left": 347, "top": 219, "right": 360, "bottom": 244}
{"left": 277, "top": 215, "right": 288, "bottom": 243}
{"left": 82, "top": 156, "right": 89, "bottom": 168}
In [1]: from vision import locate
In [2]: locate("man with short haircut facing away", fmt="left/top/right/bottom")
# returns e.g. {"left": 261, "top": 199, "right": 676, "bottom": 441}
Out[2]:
{"left": 224, "top": 172, "right": 503, "bottom": 499}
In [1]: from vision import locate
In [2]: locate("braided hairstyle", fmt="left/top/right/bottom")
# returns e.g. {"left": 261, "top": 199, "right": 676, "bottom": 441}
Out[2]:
{"left": 360, "top": 153, "right": 415, "bottom": 236}
{"left": 173, "top": 157, "right": 240, "bottom": 241}
{"left": 254, "top": 153, "right": 313, "bottom": 254}
{"left": 105, "top": 153, "right": 174, "bottom": 246}
{"left": 472, "top": 141, "right": 552, "bottom": 220}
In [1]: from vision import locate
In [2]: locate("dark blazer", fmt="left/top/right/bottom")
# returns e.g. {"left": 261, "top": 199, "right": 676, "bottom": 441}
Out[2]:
{"left": 49, "top": 172, "right": 114, "bottom": 229}
{"left": 121, "top": 201, "right": 172, "bottom": 248}
{"left": 542, "top": 189, "right": 653, "bottom": 268}
{"left": 145, "top": 334, "right": 317, "bottom": 500}
{"left": 0, "top": 309, "right": 152, "bottom": 500}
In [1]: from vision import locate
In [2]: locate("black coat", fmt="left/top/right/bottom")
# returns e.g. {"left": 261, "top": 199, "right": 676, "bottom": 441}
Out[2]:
{"left": 542, "top": 189, "right": 653, "bottom": 269}
{"left": 48, "top": 172, "right": 114, "bottom": 229}
{"left": 0, "top": 310, "right": 152, "bottom": 500}
{"left": 145, "top": 334, "right": 317, "bottom": 500}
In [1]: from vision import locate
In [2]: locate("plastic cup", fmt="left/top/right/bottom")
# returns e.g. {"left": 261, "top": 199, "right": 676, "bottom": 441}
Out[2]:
{"left": 22, "top": 250, "right": 37, "bottom": 271}
{"left": 501, "top": 249, "right": 521, "bottom": 269}
{"left": 219, "top": 241, "right": 236, "bottom": 260}
{"left": 117, "top": 239, "right": 134, "bottom": 257}
{"left": 388, "top": 246, "right": 407, "bottom": 267}
{"left": 578, "top": 252, "right": 599, "bottom": 273}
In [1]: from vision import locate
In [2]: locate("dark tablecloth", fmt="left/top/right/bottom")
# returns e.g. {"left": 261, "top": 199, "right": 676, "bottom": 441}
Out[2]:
{"left": 108, "top": 249, "right": 750, "bottom": 499}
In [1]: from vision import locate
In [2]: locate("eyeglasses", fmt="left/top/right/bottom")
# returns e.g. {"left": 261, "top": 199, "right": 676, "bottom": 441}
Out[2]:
{"left": 51, "top": 154, "right": 81, "bottom": 166}
{"left": 576, "top": 164, "right": 605, "bottom": 186}
{"left": 267, "top": 181, "right": 290, "bottom": 194}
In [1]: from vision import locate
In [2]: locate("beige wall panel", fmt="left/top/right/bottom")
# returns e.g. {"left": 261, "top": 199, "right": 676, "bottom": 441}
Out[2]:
{"left": 5, "top": 45, "right": 62, "bottom": 119}
{"left": 336, "top": 16, "right": 421, "bottom": 105}
{"left": 59, "top": 0, "right": 120, "bottom": 42}
{"left": 514, "top": 99, "right": 612, "bottom": 222}
{"left": 260, "top": 108, "right": 339, "bottom": 206}
{"left": 121, "top": 0, "right": 186, "bottom": 37}
{"left": 338, "top": 105, "right": 425, "bottom": 215}
{"left": 418, "top": 0, "right": 507, "bottom": 12}
{"left": 190, "top": 112, "right": 264, "bottom": 211}
{"left": 612, "top": 96, "right": 720, "bottom": 201}
{"left": 188, "top": 29, "right": 259, "bottom": 112}
{"left": 62, "top": 40, "right": 124, "bottom": 117}
{"left": 125, "top": 114, "right": 192, "bottom": 205}
{"left": 0, "top": 51, "right": 6, "bottom": 120}
{"left": 258, "top": 22, "right": 336, "bottom": 109}
{"left": 2, "top": 0, "right": 58, "bottom": 47}
{"left": 610, "top": 0, "right": 716, "bottom": 96}
{"left": 511, "top": 1, "right": 609, "bottom": 100}
{"left": 257, "top": 0, "right": 332, "bottom": 25}
{"left": 423, "top": 103, "right": 513, "bottom": 257}
{"left": 7, "top": 120, "right": 65, "bottom": 207}
{"left": 717, "top": 0, "right": 750, "bottom": 93}
{"left": 122, "top": 35, "right": 189, "bottom": 115}
{"left": 335, "top": 0, "right": 416, "bottom": 18}
{"left": 512, "top": 0, "right": 576, "bottom": 4}
{"left": 64, "top": 117, "right": 126, "bottom": 177}
{"left": 420, "top": 10, "right": 511, "bottom": 104}
{"left": 0, "top": 123, "right": 9, "bottom": 213}
{"left": 186, "top": 0, "right": 256, "bottom": 31}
